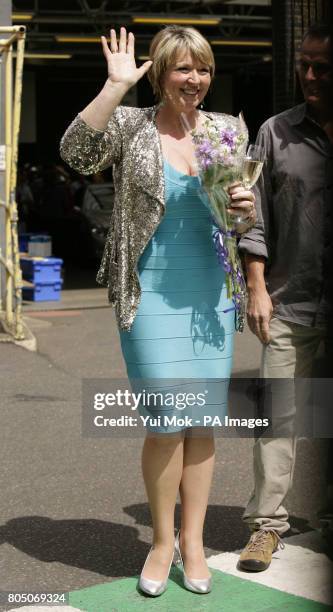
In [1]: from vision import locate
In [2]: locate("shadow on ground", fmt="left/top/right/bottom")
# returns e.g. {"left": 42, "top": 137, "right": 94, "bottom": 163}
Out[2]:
{"left": 0, "top": 507, "right": 313, "bottom": 578}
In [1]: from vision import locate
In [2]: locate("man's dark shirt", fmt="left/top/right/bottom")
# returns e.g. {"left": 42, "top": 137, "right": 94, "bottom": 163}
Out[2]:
{"left": 239, "top": 103, "right": 333, "bottom": 328}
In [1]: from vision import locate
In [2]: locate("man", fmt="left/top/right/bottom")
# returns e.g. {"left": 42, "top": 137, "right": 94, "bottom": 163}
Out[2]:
{"left": 238, "top": 24, "right": 332, "bottom": 571}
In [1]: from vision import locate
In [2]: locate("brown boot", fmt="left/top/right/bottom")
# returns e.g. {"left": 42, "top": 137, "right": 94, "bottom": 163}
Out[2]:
{"left": 238, "top": 530, "right": 283, "bottom": 572}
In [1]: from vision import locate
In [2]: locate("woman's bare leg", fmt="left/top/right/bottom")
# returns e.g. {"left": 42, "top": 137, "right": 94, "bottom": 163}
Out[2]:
{"left": 141, "top": 433, "right": 184, "bottom": 580}
{"left": 178, "top": 432, "right": 215, "bottom": 578}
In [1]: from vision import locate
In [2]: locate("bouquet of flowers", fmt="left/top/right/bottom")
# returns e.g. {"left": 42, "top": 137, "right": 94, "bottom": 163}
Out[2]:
{"left": 182, "top": 113, "right": 249, "bottom": 332}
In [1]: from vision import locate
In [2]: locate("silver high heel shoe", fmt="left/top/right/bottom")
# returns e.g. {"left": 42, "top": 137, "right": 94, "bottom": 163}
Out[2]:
{"left": 138, "top": 546, "right": 174, "bottom": 597}
{"left": 174, "top": 531, "right": 212, "bottom": 594}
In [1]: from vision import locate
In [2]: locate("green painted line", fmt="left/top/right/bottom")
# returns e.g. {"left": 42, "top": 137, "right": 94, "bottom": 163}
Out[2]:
{"left": 69, "top": 567, "right": 331, "bottom": 612}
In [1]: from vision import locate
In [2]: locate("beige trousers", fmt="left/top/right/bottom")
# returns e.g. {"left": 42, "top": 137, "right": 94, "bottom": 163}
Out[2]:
{"left": 242, "top": 317, "right": 325, "bottom": 535}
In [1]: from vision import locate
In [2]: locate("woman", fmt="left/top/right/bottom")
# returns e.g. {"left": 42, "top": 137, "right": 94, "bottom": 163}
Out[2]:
{"left": 60, "top": 25, "right": 255, "bottom": 596}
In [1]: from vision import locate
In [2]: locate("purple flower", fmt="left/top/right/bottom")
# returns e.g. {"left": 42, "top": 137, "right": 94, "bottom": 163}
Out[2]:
{"left": 198, "top": 139, "right": 213, "bottom": 155}
{"left": 196, "top": 139, "right": 215, "bottom": 170}
{"left": 201, "top": 157, "right": 213, "bottom": 170}
{"left": 220, "top": 128, "right": 236, "bottom": 150}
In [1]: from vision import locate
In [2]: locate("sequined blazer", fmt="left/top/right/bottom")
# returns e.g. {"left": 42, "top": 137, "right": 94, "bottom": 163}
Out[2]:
{"left": 60, "top": 105, "right": 245, "bottom": 330}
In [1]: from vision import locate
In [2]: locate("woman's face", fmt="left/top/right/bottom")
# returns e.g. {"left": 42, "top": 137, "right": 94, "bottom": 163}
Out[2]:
{"left": 161, "top": 50, "right": 211, "bottom": 113}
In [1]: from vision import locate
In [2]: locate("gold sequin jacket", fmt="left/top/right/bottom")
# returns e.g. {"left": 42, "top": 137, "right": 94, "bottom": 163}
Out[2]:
{"left": 60, "top": 105, "right": 245, "bottom": 330}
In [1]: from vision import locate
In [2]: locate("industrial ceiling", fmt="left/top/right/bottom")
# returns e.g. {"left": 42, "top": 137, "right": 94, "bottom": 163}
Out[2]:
{"left": 11, "top": 1, "right": 272, "bottom": 69}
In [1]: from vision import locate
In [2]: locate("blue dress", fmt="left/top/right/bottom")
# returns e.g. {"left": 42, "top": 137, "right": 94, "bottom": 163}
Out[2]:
{"left": 119, "top": 160, "right": 235, "bottom": 432}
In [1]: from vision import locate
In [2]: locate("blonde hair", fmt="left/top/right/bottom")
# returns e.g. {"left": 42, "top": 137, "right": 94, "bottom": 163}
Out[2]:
{"left": 148, "top": 25, "right": 215, "bottom": 100}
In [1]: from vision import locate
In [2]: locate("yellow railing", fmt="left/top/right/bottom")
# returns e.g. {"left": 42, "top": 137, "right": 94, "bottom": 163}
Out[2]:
{"left": 0, "top": 25, "right": 26, "bottom": 340}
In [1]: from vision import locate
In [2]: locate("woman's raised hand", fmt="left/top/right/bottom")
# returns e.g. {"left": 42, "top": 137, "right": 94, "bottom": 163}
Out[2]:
{"left": 101, "top": 27, "right": 152, "bottom": 90}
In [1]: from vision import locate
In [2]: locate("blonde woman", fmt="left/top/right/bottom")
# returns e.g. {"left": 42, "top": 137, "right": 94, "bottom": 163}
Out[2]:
{"left": 60, "top": 25, "right": 255, "bottom": 596}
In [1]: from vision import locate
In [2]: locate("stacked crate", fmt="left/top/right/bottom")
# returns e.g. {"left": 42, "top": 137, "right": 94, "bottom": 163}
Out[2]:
{"left": 20, "top": 257, "right": 63, "bottom": 302}
{"left": 19, "top": 233, "right": 63, "bottom": 302}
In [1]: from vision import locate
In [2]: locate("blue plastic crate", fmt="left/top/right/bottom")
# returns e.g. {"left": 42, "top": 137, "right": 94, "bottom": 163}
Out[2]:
{"left": 20, "top": 257, "right": 63, "bottom": 283}
{"left": 22, "top": 280, "right": 63, "bottom": 302}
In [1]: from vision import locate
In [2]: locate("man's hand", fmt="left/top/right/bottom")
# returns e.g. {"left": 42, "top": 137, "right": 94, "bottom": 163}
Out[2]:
{"left": 246, "top": 286, "right": 273, "bottom": 344}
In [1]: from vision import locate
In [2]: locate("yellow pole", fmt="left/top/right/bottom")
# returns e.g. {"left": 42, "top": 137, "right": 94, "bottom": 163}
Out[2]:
{"left": 0, "top": 25, "right": 26, "bottom": 340}
{"left": 0, "top": 34, "right": 20, "bottom": 50}
{"left": 0, "top": 26, "right": 25, "bottom": 33}
{"left": 0, "top": 26, "right": 25, "bottom": 50}
{"left": 11, "top": 30, "right": 26, "bottom": 339}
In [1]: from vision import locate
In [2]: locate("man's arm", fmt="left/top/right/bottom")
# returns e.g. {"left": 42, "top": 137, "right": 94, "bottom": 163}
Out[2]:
{"left": 238, "top": 123, "right": 274, "bottom": 343}
{"left": 245, "top": 255, "right": 273, "bottom": 344}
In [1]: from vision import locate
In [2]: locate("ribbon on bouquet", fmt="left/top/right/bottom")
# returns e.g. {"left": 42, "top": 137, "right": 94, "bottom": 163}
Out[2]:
{"left": 213, "top": 228, "right": 246, "bottom": 332}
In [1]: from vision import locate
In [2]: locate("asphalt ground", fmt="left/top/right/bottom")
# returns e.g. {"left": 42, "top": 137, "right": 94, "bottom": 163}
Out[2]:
{"left": 0, "top": 285, "right": 331, "bottom": 609}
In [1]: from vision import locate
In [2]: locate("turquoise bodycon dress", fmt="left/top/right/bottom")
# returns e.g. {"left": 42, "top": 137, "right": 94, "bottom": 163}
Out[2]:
{"left": 119, "top": 160, "right": 235, "bottom": 432}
